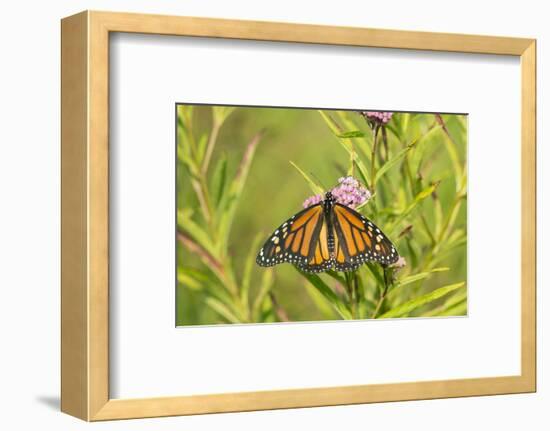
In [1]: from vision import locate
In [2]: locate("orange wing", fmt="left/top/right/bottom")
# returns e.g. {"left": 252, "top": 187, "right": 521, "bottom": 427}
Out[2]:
{"left": 256, "top": 204, "right": 324, "bottom": 268}
{"left": 332, "top": 204, "right": 398, "bottom": 270}
{"left": 297, "top": 215, "right": 334, "bottom": 272}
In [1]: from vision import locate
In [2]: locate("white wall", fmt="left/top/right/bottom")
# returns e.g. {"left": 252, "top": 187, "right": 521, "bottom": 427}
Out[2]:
{"left": 0, "top": 0, "right": 546, "bottom": 429}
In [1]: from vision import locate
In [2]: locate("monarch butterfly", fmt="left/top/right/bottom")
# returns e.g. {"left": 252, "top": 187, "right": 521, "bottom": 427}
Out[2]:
{"left": 256, "top": 191, "right": 399, "bottom": 273}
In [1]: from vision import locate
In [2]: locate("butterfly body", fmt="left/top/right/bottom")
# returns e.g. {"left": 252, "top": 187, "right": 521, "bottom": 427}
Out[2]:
{"left": 256, "top": 191, "right": 398, "bottom": 273}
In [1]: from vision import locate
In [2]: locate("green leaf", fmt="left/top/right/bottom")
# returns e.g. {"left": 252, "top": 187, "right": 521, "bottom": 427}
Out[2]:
{"left": 241, "top": 233, "right": 264, "bottom": 310}
{"left": 196, "top": 133, "right": 208, "bottom": 164}
{"left": 297, "top": 269, "right": 352, "bottom": 319}
{"left": 375, "top": 124, "right": 442, "bottom": 184}
{"left": 384, "top": 123, "right": 401, "bottom": 140}
{"left": 325, "top": 270, "right": 347, "bottom": 286}
{"left": 438, "top": 300, "right": 467, "bottom": 316}
{"left": 434, "top": 196, "right": 444, "bottom": 237}
{"left": 210, "top": 154, "right": 227, "bottom": 207}
{"left": 380, "top": 282, "right": 465, "bottom": 318}
{"left": 439, "top": 194, "right": 465, "bottom": 242}
{"left": 304, "top": 283, "right": 338, "bottom": 320}
{"left": 364, "top": 262, "right": 384, "bottom": 286}
{"left": 388, "top": 267, "right": 450, "bottom": 297}
{"left": 353, "top": 159, "right": 371, "bottom": 191}
{"left": 436, "top": 115, "right": 463, "bottom": 189}
{"left": 178, "top": 267, "right": 236, "bottom": 306}
{"left": 205, "top": 297, "right": 241, "bottom": 323}
{"left": 177, "top": 148, "right": 201, "bottom": 178}
{"left": 177, "top": 209, "right": 218, "bottom": 258}
{"left": 389, "top": 182, "right": 439, "bottom": 235}
{"left": 318, "top": 111, "right": 372, "bottom": 188}
{"left": 177, "top": 267, "right": 210, "bottom": 290}
{"left": 177, "top": 106, "right": 198, "bottom": 158}
{"left": 423, "top": 288, "right": 467, "bottom": 317}
{"left": 318, "top": 110, "right": 345, "bottom": 138}
{"left": 337, "top": 130, "right": 365, "bottom": 138}
{"left": 397, "top": 268, "right": 449, "bottom": 286}
{"left": 289, "top": 161, "right": 324, "bottom": 195}
{"left": 374, "top": 143, "right": 414, "bottom": 183}
{"left": 217, "top": 133, "right": 262, "bottom": 248}
{"left": 212, "top": 106, "right": 235, "bottom": 124}
{"left": 252, "top": 269, "right": 274, "bottom": 319}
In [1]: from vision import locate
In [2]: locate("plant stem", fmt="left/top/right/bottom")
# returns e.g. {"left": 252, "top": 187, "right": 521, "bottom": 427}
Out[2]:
{"left": 382, "top": 126, "right": 389, "bottom": 162}
{"left": 352, "top": 272, "right": 361, "bottom": 319}
{"left": 343, "top": 271, "right": 362, "bottom": 319}
{"left": 403, "top": 154, "right": 436, "bottom": 246}
{"left": 343, "top": 272, "right": 355, "bottom": 319}
{"left": 371, "top": 267, "right": 391, "bottom": 318}
{"left": 269, "top": 292, "right": 290, "bottom": 322}
{"left": 370, "top": 125, "right": 380, "bottom": 190}
{"left": 191, "top": 178, "right": 212, "bottom": 224}
{"left": 201, "top": 119, "right": 221, "bottom": 175}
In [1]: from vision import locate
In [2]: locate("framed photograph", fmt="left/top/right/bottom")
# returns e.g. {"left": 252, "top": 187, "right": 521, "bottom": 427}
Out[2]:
{"left": 61, "top": 10, "right": 536, "bottom": 421}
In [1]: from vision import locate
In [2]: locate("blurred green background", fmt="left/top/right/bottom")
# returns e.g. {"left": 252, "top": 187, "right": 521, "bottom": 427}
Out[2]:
{"left": 176, "top": 105, "right": 467, "bottom": 325}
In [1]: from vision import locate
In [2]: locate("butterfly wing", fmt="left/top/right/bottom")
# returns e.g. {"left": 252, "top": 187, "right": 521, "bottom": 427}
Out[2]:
{"left": 256, "top": 204, "right": 325, "bottom": 269}
{"left": 256, "top": 202, "right": 399, "bottom": 273}
{"left": 296, "top": 211, "right": 335, "bottom": 273}
{"left": 332, "top": 203, "right": 399, "bottom": 270}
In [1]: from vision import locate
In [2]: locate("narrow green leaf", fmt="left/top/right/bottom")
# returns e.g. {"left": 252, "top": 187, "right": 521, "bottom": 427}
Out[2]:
{"left": 241, "top": 233, "right": 264, "bottom": 310}
{"left": 384, "top": 123, "right": 401, "bottom": 140}
{"left": 438, "top": 300, "right": 467, "bottom": 316}
{"left": 178, "top": 267, "right": 236, "bottom": 306}
{"left": 362, "top": 262, "right": 384, "bottom": 286}
{"left": 210, "top": 154, "right": 227, "bottom": 207}
{"left": 390, "top": 182, "right": 439, "bottom": 234}
{"left": 196, "top": 133, "right": 208, "bottom": 164}
{"left": 380, "top": 282, "right": 465, "bottom": 318}
{"left": 436, "top": 114, "right": 463, "bottom": 188}
{"left": 177, "top": 209, "right": 218, "bottom": 258}
{"left": 440, "top": 195, "right": 465, "bottom": 241}
{"left": 252, "top": 269, "right": 274, "bottom": 319}
{"left": 212, "top": 106, "right": 236, "bottom": 124}
{"left": 177, "top": 149, "right": 201, "bottom": 178}
{"left": 304, "top": 283, "right": 338, "bottom": 320}
{"left": 297, "top": 269, "right": 352, "bottom": 319}
{"left": 388, "top": 267, "right": 450, "bottom": 297}
{"left": 353, "top": 159, "right": 371, "bottom": 190}
{"left": 375, "top": 125, "right": 442, "bottom": 184}
{"left": 318, "top": 111, "right": 372, "bottom": 188}
{"left": 217, "top": 133, "right": 262, "bottom": 247}
{"left": 325, "top": 270, "right": 347, "bottom": 286}
{"left": 205, "top": 297, "right": 241, "bottom": 323}
{"left": 423, "top": 288, "right": 467, "bottom": 317}
{"left": 400, "top": 113, "right": 411, "bottom": 135}
{"left": 318, "top": 110, "right": 345, "bottom": 137}
{"left": 337, "top": 130, "right": 365, "bottom": 138}
{"left": 177, "top": 267, "right": 210, "bottom": 290}
{"left": 434, "top": 196, "right": 443, "bottom": 237}
{"left": 374, "top": 143, "right": 414, "bottom": 183}
{"left": 289, "top": 160, "right": 324, "bottom": 195}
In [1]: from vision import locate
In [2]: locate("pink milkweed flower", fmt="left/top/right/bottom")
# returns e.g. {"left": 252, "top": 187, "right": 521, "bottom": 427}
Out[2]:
{"left": 302, "top": 194, "right": 323, "bottom": 208}
{"left": 360, "top": 111, "right": 393, "bottom": 125}
{"left": 331, "top": 176, "right": 371, "bottom": 208}
{"left": 302, "top": 176, "right": 371, "bottom": 209}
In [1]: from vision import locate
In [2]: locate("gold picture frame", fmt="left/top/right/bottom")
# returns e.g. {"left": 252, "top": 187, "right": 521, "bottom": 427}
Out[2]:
{"left": 61, "top": 10, "right": 536, "bottom": 421}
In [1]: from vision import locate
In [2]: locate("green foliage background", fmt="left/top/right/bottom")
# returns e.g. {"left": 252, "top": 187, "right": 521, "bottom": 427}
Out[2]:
{"left": 176, "top": 105, "right": 467, "bottom": 325}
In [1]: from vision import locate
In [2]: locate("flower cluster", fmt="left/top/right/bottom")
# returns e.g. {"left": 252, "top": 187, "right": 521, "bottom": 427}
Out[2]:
{"left": 360, "top": 111, "right": 393, "bottom": 125}
{"left": 302, "top": 176, "right": 371, "bottom": 209}
{"left": 331, "top": 176, "right": 371, "bottom": 208}
{"left": 302, "top": 194, "right": 323, "bottom": 208}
